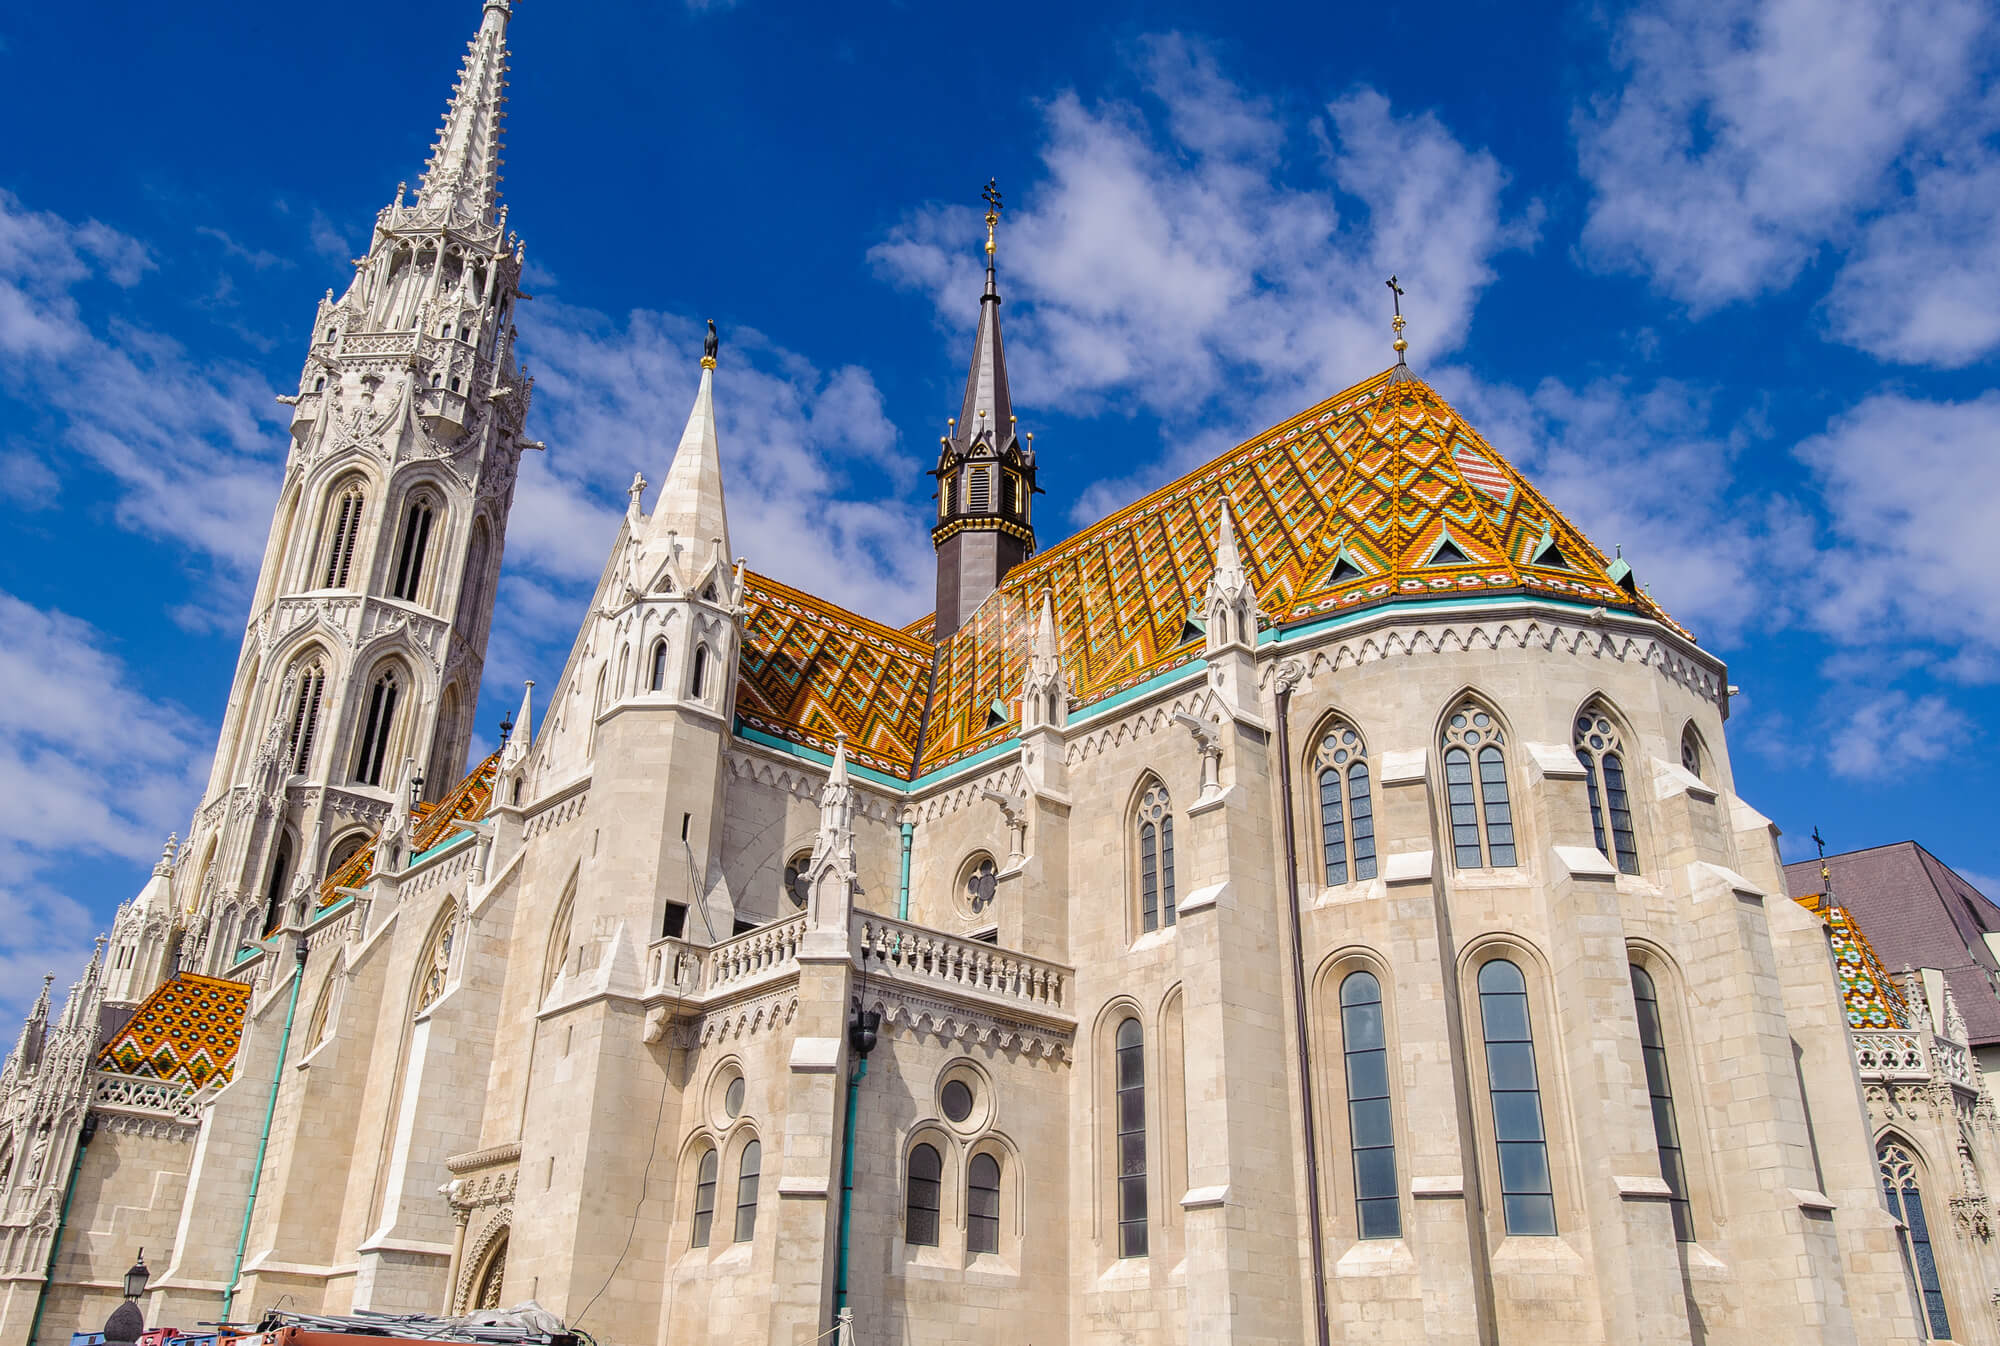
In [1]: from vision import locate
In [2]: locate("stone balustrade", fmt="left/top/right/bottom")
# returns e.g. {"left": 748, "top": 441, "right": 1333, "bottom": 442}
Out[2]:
{"left": 853, "top": 912, "right": 1070, "bottom": 1017}
{"left": 645, "top": 914, "right": 807, "bottom": 1000}
{"left": 92, "top": 1072, "right": 200, "bottom": 1119}
{"left": 1853, "top": 1027, "right": 1984, "bottom": 1091}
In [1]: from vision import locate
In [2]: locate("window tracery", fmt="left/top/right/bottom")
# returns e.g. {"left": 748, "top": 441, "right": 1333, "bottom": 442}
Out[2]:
{"left": 320, "top": 483, "right": 366, "bottom": 590}
{"left": 415, "top": 913, "right": 455, "bottom": 1017}
{"left": 1881, "top": 1141, "right": 1953, "bottom": 1339}
{"left": 1574, "top": 706, "right": 1639, "bottom": 874}
{"left": 1315, "top": 723, "right": 1377, "bottom": 885}
{"left": 353, "top": 668, "right": 402, "bottom": 787}
{"left": 287, "top": 660, "right": 327, "bottom": 776}
{"left": 391, "top": 494, "right": 436, "bottom": 601}
{"left": 783, "top": 851, "right": 812, "bottom": 910}
{"left": 1443, "top": 703, "right": 1516, "bottom": 869}
{"left": 1136, "top": 783, "right": 1176, "bottom": 933}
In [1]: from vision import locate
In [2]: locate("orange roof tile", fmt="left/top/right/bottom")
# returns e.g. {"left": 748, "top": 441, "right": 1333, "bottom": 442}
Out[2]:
{"left": 97, "top": 973, "right": 251, "bottom": 1087}
{"left": 317, "top": 750, "right": 502, "bottom": 907}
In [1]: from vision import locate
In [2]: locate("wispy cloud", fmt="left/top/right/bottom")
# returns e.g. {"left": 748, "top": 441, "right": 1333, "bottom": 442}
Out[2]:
{"left": 1824, "top": 689, "right": 1968, "bottom": 779}
{"left": 1575, "top": 0, "right": 2000, "bottom": 365}
{"left": 871, "top": 34, "right": 1539, "bottom": 526}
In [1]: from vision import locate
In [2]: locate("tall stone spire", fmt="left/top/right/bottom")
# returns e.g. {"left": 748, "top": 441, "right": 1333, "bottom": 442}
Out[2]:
{"left": 932, "top": 181, "right": 1038, "bottom": 641}
{"left": 648, "top": 323, "right": 731, "bottom": 567}
{"left": 417, "top": 0, "right": 513, "bottom": 225}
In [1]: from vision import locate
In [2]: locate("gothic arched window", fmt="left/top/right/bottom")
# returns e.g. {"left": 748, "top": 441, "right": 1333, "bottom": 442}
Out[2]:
{"left": 1630, "top": 965, "right": 1692, "bottom": 1241}
{"left": 1478, "top": 959, "right": 1554, "bottom": 1235}
{"left": 1680, "top": 725, "right": 1704, "bottom": 781}
{"left": 649, "top": 641, "right": 669, "bottom": 692}
{"left": 1340, "top": 970, "right": 1400, "bottom": 1239}
{"left": 320, "top": 482, "right": 366, "bottom": 590}
{"left": 261, "top": 833, "right": 294, "bottom": 935}
{"left": 391, "top": 494, "right": 437, "bottom": 602}
{"left": 783, "top": 851, "right": 812, "bottom": 911}
{"left": 454, "top": 519, "right": 492, "bottom": 643}
{"left": 968, "top": 1153, "right": 1001, "bottom": 1254}
{"left": 1574, "top": 706, "right": 1639, "bottom": 874}
{"left": 287, "top": 659, "right": 327, "bottom": 776}
{"left": 1443, "top": 702, "right": 1517, "bottom": 869}
{"left": 1315, "top": 722, "right": 1377, "bottom": 886}
{"left": 1115, "top": 1017, "right": 1148, "bottom": 1258}
{"left": 1136, "top": 782, "right": 1177, "bottom": 933}
{"left": 1881, "top": 1141, "right": 1953, "bottom": 1340}
{"left": 691, "top": 644, "right": 710, "bottom": 700}
{"left": 690, "top": 1145, "right": 719, "bottom": 1248}
{"left": 353, "top": 668, "right": 401, "bottom": 787}
{"left": 325, "top": 833, "right": 366, "bottom": 882}
{"left": 414, "top": 911, "right": 455, "bottom": 1017}
{"left": 733, "top": 1140, "right": 762, "bottom": 1243}
{"left": 906, "top": 1143, "right": 942, "bottom": 1248}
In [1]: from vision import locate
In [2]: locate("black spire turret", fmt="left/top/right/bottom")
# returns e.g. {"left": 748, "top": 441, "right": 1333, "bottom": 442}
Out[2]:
{"left": 932, "top": 180, "right": 1038, "bottom": 641}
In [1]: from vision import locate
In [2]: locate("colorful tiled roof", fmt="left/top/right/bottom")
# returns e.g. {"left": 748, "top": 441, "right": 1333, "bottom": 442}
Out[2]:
{"left": 728, "top": 367, "right": 1683, "bottom": 781}
{"left": 97, "top": 973, "right": 252, "bottom": 1087}
{"left": 736, "top": 573, "right": 934, "bottom": 777}
{"left": 317, "top": 750, "right": 502, "bottom": 906}
{"left": 1794, "top": 891, "right": 1913, "bottom": 1030}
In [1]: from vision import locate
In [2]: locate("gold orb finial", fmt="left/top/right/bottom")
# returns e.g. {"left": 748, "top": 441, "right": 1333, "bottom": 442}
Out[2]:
{"left": 1386, "top": 276, "right": 1409, "bottom": 365}
{"left": 982, "top": 178, "right": 1003, "bottom": 260}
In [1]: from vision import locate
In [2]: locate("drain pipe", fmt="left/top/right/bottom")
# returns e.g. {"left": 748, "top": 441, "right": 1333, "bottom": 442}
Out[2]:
{"left": 222, "top": 936, "right": 307, "bottom": 1322}
{"left": 26, "top": 1112, "right": 97, "bottom": 1346}
{"left": 832, "top": 995, "right": 880, "bottom": 1324}
{"left": 1271, "top": 663, "right": 1331, "bottom": 1346}
{"left": 896, "top": 823, "right": 913, "bottom": 920}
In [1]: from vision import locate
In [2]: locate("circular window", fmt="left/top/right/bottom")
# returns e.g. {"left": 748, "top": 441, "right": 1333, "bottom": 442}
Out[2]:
{"left": 935, "top": 1061, "right": 993, "bottom": 1134}
{"left": 723, "top": 1076, "right": 745, "bottom": 1119}
{"left": 941, "top": 1079, "right": 974, "bottom": 1124}
{"left": 965, "top": 857, "right": 997, "bottom": 915}
{"left": 783, "top": 852, "right": 811, "bottom": 910}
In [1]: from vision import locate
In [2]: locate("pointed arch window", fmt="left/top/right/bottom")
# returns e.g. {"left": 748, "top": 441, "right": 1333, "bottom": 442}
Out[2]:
{"left": 1477, "top": 959, "right": 1555, "bottom": 1235}
{"left": 414, "top": 912, "right": 456, "bottom": 1017}
{"left": 1136, "top": 782, "right": 1177, "bottom": 933}
{"left": 691, "top": 644, "right": 710, "bottom": 700}
{"left": 287, "top": 660, "right": 327, "bottom": 775}
{"left": 320, "top": 482, "right": 366, "bottom": 590}
{"left": 733, "top": 1140, "right": 762, "bottom": 1243}
{"left": 1574, "top": 707, "right": 1639, "bottom": 874}
{"left": 261, "top": 833, "right": 294, "bottom": 936}
{"left": 1630, "top": 965, "right": 1692, "bottom": 1241}
{"left": 1443, "top": 704, "right": 1516, "bottom": 869}
{"left": 691, "top": 1145, "right": 719, "bottom": 1248}
{"left": 650, "top": 641, "right": 669, "bottom": 692}
{"left": 454, "top": 518, "right": 493, "bottom": 642}
{"left": 1881, "top": 1141, "right": 1953, "bottom": 1339}
{"left": 1680, "top": 725, "right": 1704, "bottom": 781}
{"left": 353, "top": 668, "right": 401, "bottom": 787}
{"left": 968, "top": 1153, "right": 1001, "bottom": 1254}
{"left": 1115, "top": 1017, "right": 1148, "bottom": 1258}
{"left": 906, "top": 1143, "right": 942, "bottom": 1247}
{"left": 1340, "top": 970, "right": 1400, "bottom": 1238}
{"left": 1315, "top": 723, "right": 1377, "bottom": 885}
{"left": 391, "top": 495, "right": 436, "bottom": 602}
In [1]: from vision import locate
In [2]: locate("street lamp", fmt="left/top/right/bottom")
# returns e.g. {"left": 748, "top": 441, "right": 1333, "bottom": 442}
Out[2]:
{"left": 101, "top": 1249, "right": 147, "bottom": 1346}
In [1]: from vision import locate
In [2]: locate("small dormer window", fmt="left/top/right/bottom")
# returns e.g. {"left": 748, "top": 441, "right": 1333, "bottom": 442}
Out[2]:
{"left": 314, "top": 376, "right": 327, "bottom": 392}
{"left": 441, "top": 322, "right": 452, "bottom": 337}
{"left": 449, "top": 377, "right": 462, "bottom": 393}
{"left": 324, "top": 327, "right": 337, "bottom": 344}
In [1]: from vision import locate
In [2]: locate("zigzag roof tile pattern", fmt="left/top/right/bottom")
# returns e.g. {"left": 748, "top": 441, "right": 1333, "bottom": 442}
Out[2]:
{"left": 97, "top": 973, "right": 252, "bottom": 1087}
{"left": 729, "top": 368, "right": 1683, "bottom": 781}
{"left": 317, "top": 750, "right": 502, "bottom": 907}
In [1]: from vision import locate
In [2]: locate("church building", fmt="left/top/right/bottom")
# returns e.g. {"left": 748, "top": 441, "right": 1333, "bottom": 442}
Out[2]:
{"left": 0, "top": 4, "right": 1983, "bottom": 1343}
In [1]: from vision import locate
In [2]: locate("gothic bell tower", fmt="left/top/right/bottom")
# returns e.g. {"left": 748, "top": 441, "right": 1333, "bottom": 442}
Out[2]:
{"left": 165, "top": 0, "right": 535, "bottom": 978}
{"left": 931, "top": 181, "right": 1037, "bottom": 641}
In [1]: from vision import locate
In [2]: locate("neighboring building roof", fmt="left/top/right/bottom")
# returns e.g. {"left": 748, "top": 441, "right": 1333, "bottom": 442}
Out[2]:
{"left": 318, "top": 750, "right": 503, "bottom": 907}
{"left": 97, "top": 973, "right": 252, "bottom": 1087}
{"left": 1785, "top": 842, "right": 2000, "bottom": 1047}
{"left": 745, "top": 366, "right": 1681, "bottom": 781}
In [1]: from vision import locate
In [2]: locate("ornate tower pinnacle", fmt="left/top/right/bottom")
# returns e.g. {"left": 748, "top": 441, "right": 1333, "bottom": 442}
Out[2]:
{"left": 417, "top": 0, "right": 514, "bottom": 226}
{"left": 932, "top": 181, "right": 1038, "bottom": 642}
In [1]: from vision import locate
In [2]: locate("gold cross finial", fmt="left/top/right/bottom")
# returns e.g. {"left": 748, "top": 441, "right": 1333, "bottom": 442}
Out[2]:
{"left": 983, "top": 178, "right": 1003, "bottom": 258}
{"left": 1386, "top": 276, "right": 1408, "bottom": 362}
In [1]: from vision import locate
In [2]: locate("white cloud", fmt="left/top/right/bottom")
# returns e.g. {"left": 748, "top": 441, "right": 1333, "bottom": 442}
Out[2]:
{"left": 308, "top": 208, "right": 354, "bottom": 266}
{"left": 1824, "top": 690, "right": 1967, "bottom": 778}
{"left": 871, "top": 35, "right": 1537, "bottom": 525}
{"left": 0, "top": 592, "right": 210, "bottom": 1008}
{"left": 1796, "top": 390, "right": 2000, "bottom": 653}
{"left": 1576, "top": 0, "right": 1993, "bottom": 318}
{"left": 0, "top": 191, "right": 288, "bottom": 582}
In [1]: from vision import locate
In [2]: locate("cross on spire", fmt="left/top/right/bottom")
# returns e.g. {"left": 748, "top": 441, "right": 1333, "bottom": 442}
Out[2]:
{"left": 1386, "top": 275, "right": 1409, "bottom": 365}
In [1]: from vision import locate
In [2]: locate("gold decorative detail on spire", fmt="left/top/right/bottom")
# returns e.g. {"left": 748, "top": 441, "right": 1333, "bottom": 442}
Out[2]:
{"left": 983, "top": 178, "right": 1003, "bottom": 258}
{"left": 1386, "top": 275, "right": 1409, "bottom": 362}
{"left": 701, "top": 318, "right": 719, "bottom": 370}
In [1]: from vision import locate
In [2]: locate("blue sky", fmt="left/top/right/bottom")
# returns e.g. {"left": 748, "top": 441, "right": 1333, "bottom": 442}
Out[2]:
{"left": 2, "top": 0, "right": 1998, "bottom": 1007}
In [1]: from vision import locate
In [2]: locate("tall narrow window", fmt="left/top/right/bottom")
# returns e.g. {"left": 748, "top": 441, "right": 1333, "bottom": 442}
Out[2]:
{"left": 968, "top": 1153, "right": 1001, "bottom": 1254}
{"left": 969, "top": 466, "right": 991, "bottom": 512}
{"left": 287, "top": 661, "right": 326, "bottom": 775}
{"left": 320, "top": 483, "right": 366, "bottom": 589}
{"left": 1881, "top": 1142, "right": 1953, "bottom": 1340}
{"left": 261, "top": 834, "right": 294, "bottom": 936}
{"left": 1680, "top": 726, "right": 1704, "bottom": 781}
{"left": 906, "top": 1144, "right": 942, "bottom": 1247}
{"left": 455, "top": 519, "right": 492, "bottom": 640}
{"left": 650, "top": 641, "right": 669, "bottom": 692}
{"left": 353, "top": 669, "right": 401, "bottom": 787}
{"left": 1115, "top": 1017, "right": 1148, "bottom": 1257}
{"left": 733, "top": 1140, "right": 761, "bottom": 1243}
{"left": 942, "top": 474, "right": 957, "bottom": 518}
{"left": 1002, "top": 472, "right": 1019, "bottom": 516}
{"left": 691, "top": 1147, "right": 718, "bottom": 1248}
{"left": 1340, "top": 971, "right": 1400, "bottom": 1238}
{"left": 1136, "top": 783, "right": 1177, "bottom": 933}
{"left": 1478, "top": 959, "right": 1555, "bottom": 1235}
{"left": 414, "top": 914, "right": 455, "bottom": 1016}
{"left": 1574, "top": 708, "right": 1640, "bottom": 874}
{"left": 1316, "top": 723, "right": 1378, "bottom": 885}
{"left": 1443, "top": 704, "right": 1516, "bottom": 869}
{"left": 1630, "top": 966, "right": 1692, "bottom": 1241}
{"left": 391, "top": 497, "right": 436, "bottom": 601}
{"left": 691, "top": 644, "right": 709, "bottom": 700}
